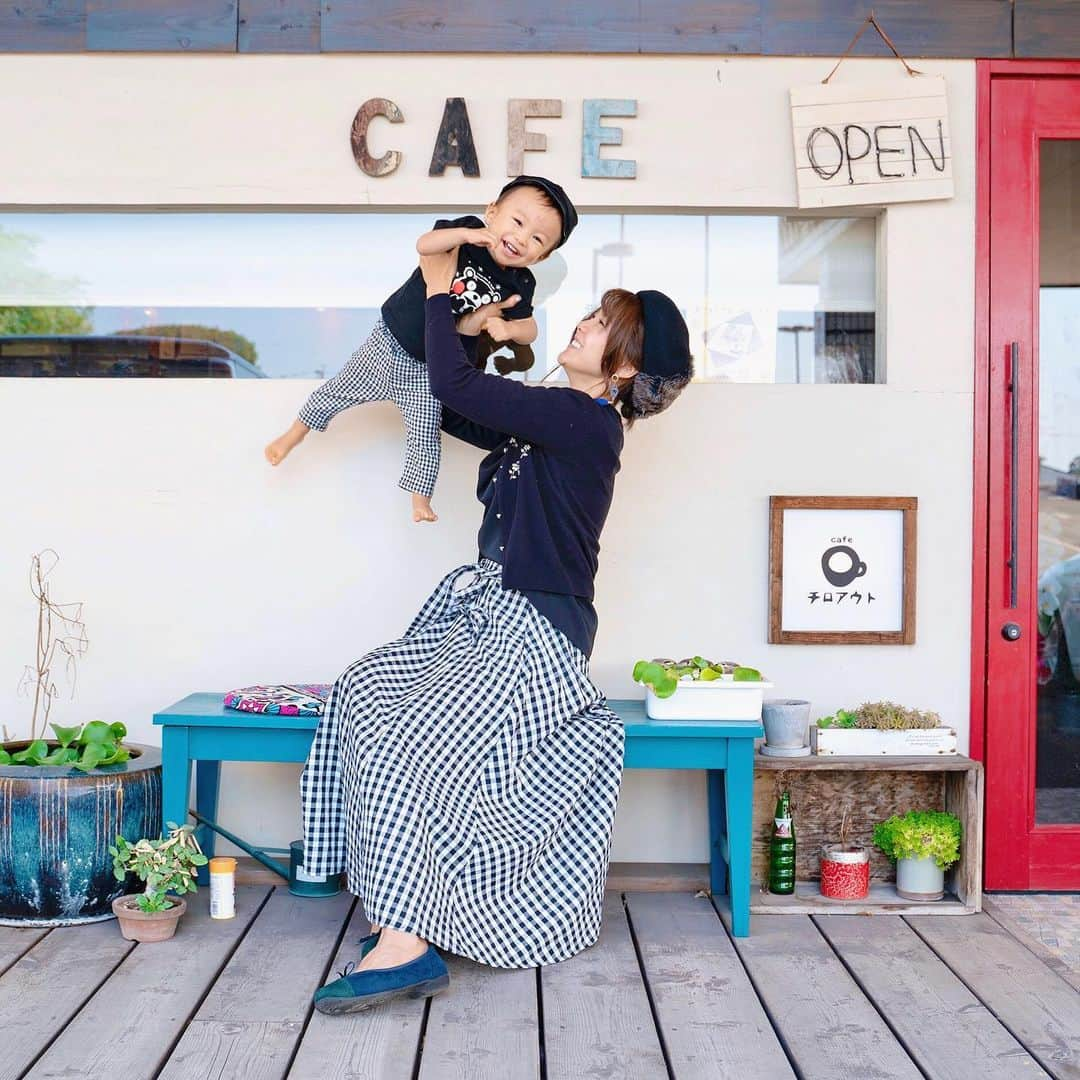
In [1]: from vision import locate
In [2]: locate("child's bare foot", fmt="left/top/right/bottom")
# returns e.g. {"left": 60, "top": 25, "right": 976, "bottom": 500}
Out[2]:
{"left": 265, "top": 420, "right": 310, "bottom": 466}
{"left": 412, "top": 493, "right": 438, "bottom": 522}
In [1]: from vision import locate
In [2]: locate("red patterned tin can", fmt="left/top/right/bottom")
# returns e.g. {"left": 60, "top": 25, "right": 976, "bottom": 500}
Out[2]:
{"left": 820, "top": 844, "right": 870, "bottom": 899}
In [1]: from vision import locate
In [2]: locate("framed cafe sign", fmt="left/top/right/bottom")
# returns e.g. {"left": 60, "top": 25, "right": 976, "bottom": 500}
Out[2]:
{"left": 768, "top": 495, "right": 917, "bottom": 645}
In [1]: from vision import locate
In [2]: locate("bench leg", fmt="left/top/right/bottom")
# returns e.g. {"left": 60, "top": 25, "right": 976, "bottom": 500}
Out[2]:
{"left": 161, "top": 726, "right": 192, "bottom": 841}
{"left": 707, "top": 769, "right": 729, "bottom": 897}
{"left": 194, "top": 760, "right": 221, "bottom": 885}
{"left": 724, "top": 739, "right": 754, "bottom": 938}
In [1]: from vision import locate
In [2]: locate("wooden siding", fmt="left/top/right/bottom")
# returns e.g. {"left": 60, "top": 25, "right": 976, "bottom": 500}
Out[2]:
{"left": 0, "top": 0, "right": 1074, "bottom": 58}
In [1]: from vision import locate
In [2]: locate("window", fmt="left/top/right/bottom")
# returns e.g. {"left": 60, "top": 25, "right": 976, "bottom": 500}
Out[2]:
{"left": 0, "top": 211, "right": 877, "bottom": 383}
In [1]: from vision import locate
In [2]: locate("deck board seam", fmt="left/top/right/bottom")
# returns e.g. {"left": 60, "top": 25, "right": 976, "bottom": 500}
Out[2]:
{"left": 282, "top": 891, "right": 359, "bottom": 1080}
{"left": 709, "top": 895, "right": 805, "bottom": 1080}
{"left": 901, "top": 915, "right": 1068, "bottom": 1075}
{"left": 981, "top": 897, "right": 1080, "bottom": 994}
{"left": 809, "top": 916, "right": 931, "bottom": 1080}
{"left": 16, "top": 936, "right": 138, "bottom": 1079}
{"left": 621, "top": 890, "right": 686, "bottom": 1080}
{"left": 534, "top": 964, "right": 547, "bottom": 1080}
{"left": 0, "top": 929, "right": 52, "bottom": 981}
{"left": 150, "top": 885, "right": 275, "bottom": 1080}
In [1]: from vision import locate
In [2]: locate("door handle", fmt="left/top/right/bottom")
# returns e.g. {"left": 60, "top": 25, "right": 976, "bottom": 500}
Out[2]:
{"left": 1007, "top": 341, "right": 1020, "bottom": 609}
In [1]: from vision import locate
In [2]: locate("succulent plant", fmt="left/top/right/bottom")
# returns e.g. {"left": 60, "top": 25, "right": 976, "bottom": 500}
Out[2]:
{"left": 818, "top": 701, "right": 940, "bottom": 730}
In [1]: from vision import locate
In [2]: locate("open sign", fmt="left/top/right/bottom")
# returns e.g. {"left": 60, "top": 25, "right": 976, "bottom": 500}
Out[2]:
{"left": 790, "top": 75, "right": 954, "bottom": 208}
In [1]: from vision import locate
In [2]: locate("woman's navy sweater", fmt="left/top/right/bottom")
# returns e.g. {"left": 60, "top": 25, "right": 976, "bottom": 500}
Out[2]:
{"left": 425, "top": 294, "right": 624, "bottom": 656}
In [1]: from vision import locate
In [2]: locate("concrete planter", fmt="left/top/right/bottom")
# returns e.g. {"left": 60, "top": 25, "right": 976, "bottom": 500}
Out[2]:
{"left": 0, "top": 743, "right": 162, "bottom": 926}
{"left": 761, "top": 699, "right": 811, "bottom": 757}
{"left": 896, "top": 855, "right": 945, "bottom": 901}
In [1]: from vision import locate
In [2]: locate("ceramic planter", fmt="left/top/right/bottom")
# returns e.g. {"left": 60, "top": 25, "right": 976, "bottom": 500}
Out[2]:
{"left": 0, "top": 743, "right": 162, "bottom": 926}
{"left": 761, "top": 699, "right": 811, "bottom": 757}
{"left": 644, "top": 678, "right": 774, "bottom": 721}
{"left": 896, "top": 855, "right": 945, "bottom": 901}
{"left": 112, "top": 895, "right": 187, "bottom": 942}
{"left": 819, "top": 843, "right": 870, "bottom": 899}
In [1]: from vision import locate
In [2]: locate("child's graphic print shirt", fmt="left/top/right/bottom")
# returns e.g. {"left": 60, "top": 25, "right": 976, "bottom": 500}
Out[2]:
{"left": 382, "top": 215, "right": 537, "bottom": 363}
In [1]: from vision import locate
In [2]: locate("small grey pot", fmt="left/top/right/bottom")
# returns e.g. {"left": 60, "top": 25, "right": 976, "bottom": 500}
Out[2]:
{"left": 761, "top": 698, "right": 812, "bottom": 757}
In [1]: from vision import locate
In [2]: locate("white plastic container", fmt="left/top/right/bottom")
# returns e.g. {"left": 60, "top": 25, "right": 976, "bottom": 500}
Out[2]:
{"left": 810, "top": 725, "right": 957, "bottom": 756}
{"left": 209, "top": 856, "right": 237, "bottom": 919}
{"left": 643, "top": 678, "right": 774, "bottom": 721}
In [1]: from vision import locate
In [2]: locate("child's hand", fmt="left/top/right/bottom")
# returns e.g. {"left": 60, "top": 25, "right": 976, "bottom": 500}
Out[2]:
{"left": 482, "top": 317, "right": 514, "bottom": 344}
{"left": 462, "top": 227, "right": 499, "bottom": 250}
{"left": 456, "top": 294, "right": 520, "bottom": 337}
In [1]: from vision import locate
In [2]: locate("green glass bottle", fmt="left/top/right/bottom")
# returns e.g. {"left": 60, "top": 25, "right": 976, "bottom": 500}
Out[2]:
{"left": 768, "top": 791, "right": 796, "bottom": 895}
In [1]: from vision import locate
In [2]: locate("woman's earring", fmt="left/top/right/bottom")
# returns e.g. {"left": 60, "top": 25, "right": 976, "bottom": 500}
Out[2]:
{"left": 608, "top": 376, "right": 620, "bottom": 399}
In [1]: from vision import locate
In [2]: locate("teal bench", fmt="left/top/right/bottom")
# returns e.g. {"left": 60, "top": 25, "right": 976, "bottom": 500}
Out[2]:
{"left": 153, "top": 693, "right": 761, "bottom": 936}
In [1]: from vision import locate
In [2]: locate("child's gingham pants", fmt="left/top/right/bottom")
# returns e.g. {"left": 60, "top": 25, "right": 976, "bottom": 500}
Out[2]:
{"left": 297, "top": 319, "right": 442, "bottom": 498}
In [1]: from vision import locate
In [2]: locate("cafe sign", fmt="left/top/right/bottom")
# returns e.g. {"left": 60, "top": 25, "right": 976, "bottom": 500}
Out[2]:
{"left": 790, "top": 75, "right": 953, "bottom": 208}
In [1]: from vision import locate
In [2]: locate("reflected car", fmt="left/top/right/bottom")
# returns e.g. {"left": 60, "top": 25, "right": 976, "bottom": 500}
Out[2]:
{"left": 0, "top": 335, "right": 265, "bottom": 378}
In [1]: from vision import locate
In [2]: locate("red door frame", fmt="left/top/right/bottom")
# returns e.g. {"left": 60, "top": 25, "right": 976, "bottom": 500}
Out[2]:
{"left": 974, "top": 59, "right": 1080, "bottom": 889}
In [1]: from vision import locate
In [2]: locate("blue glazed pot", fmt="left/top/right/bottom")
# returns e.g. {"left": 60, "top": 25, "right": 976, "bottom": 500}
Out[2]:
{"left": 0, "top": 742, "right": 162, "bottom": 926}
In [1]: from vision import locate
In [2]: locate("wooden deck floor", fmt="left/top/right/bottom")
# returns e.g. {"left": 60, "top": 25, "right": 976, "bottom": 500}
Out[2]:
{"left": 1, "top": 887, "right": 1079, "bottom": 1080}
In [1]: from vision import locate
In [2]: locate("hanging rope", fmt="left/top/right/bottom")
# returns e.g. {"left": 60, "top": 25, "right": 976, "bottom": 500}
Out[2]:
{"left": 822, "top": 10, "right": 923, "bottom": 84}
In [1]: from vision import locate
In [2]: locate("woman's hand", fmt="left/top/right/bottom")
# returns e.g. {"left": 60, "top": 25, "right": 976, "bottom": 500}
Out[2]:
{"left": 419, "top": 248, "right": 459, "bottom": 299}
{"left": 455, "top": 295, "right": 520, "bottom": 337}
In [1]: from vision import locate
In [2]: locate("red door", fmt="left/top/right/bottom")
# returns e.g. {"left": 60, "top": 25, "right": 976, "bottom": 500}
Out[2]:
{"left": 980, "top": 62, "right": 1080, "bottom": 889}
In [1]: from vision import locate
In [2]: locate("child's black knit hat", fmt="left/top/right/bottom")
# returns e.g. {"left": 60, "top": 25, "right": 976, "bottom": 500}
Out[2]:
{"left": 499, "top": 175, "right": 579, "bottom": 248}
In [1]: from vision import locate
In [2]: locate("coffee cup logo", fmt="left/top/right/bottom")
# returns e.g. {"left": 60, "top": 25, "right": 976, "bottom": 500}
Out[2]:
{"left": 821, "top": 544, "right": 867, "bottom": 588}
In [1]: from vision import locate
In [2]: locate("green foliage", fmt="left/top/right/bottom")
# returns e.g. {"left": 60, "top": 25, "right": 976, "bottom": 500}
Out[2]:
{"left": 0, "top": 721, "right": 130, "bottom": 771}
{"left": 633, "top": 656, "right": 765, "bottom": 699}
{"left": 110, "top": 822, "right": 208, "bottom": 913}
{"left": 0, "top": 306, "right": 94, "bottom": 335}
{"left": 118, "top": 324, "right": 258, "bottom": 366}
{"left": 817, "top": 701, "right": 940, "bottom": 731}
{"left": 817, "top": 708, "right": 859, "bottom": 729}
{"left": 872, "top": 810, "right": 962, "bottom": 870}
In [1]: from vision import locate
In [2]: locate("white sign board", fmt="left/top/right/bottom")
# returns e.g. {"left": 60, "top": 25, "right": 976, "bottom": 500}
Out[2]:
{"left": 779, "top": 507, "right": 905, "bottom": 633}
{"left": 790, "top": 75, "right": 953, "bottom": 208}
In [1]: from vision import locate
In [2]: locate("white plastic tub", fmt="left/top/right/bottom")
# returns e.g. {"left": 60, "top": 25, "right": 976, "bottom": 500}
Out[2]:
{"left": 643, "top": 678, "right": 774, "bottom": 721}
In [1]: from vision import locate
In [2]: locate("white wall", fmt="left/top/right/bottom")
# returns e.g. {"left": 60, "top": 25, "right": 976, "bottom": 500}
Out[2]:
{"left": 0, "top": 55, "right": 976, "bottom": 863}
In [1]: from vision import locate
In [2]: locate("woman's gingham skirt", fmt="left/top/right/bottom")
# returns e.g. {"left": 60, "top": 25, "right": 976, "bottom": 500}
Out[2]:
{"left": 299, "top": 558, "right": 625, "bottom": 969}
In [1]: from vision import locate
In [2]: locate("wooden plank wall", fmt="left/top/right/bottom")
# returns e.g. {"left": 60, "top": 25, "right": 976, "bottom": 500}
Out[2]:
{"left": 2, "top": 0, "right": 1073, "bottom": 58}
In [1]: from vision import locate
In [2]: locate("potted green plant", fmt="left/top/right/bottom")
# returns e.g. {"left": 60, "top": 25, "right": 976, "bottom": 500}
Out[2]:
{"left": 872, "top": 810, "right": 962, "bottom": 901}
{"left": 811, "top": 701, "right": 957, "bottom": 756}
{"left": 1, "top": 553, "right": 163, "bottom": 927}
{"left": 632, "top": 656, "right": 772, "bottom": 720}
{"left": 110, "top": 823, "right": 208, "bottom": 942}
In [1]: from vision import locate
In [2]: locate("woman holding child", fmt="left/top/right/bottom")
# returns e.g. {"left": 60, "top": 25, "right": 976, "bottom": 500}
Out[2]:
{"left": 295, "top": 177, "right": 694, "bottom": 1013}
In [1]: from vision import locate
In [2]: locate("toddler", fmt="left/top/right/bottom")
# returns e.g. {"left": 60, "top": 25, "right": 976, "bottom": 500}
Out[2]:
{"left": 264, "top": 175, "right": 578, "bottom": 522}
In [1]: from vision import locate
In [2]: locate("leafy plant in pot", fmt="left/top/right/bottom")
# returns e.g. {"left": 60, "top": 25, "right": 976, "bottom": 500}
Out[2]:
{"left": 872, "top": 810, "right": 961, "bottom": 902}
{"left": 633, "top": 656, "right": 772, "bottom": 720}
{"left": 110, "top": 823, "right": 207, "bottom": 942}
{"left": 1, "top": 551, "right": 164, "bottom": 926}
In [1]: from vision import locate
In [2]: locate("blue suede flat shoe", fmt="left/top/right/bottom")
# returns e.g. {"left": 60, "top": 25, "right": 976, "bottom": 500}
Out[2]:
{"left": 314, "top": 944, "right": 449, "bottom": 1014}
{"left": 357, "top": 930, "right": 381, "bottom": 958}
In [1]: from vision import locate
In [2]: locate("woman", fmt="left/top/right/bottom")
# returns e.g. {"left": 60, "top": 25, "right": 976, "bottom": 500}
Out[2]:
{"left": 302, "top": 245, "right": 693, "bottom": 1014}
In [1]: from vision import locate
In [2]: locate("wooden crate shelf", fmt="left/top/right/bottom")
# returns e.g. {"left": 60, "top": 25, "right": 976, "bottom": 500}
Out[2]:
{"left": 752, "top": 751, "right": 983, "bottom": 915}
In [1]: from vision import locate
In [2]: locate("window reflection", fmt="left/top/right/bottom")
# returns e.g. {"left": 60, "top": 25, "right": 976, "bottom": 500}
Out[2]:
{"left": 0, "top": 211, "right": 876, "bottom": 383}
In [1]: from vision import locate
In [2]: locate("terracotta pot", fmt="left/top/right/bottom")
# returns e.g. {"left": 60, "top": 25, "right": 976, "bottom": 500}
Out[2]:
{"left": 111, "top": 895, "right": 187, "bottom": 942}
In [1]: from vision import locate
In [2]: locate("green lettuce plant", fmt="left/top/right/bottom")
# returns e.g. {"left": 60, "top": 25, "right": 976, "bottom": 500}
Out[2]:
{"left": 872, "top": 810, "right": 961, "bottom": 870}
{"left": 0, "top": 721, "right": 130, "bottom": 771}
{"left": 110, "top": 822, "right": 208, "bottom": 913}
{"left": 633, "top": 656, "right": 765, "bottom": 699}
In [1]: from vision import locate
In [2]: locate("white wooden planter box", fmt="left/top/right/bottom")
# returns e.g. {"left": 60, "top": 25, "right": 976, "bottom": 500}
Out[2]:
{"left": 810, "top": 725, "right": 958, "bottom": 756}
{"left": 643, "top": 678, "right": 773, "bottom": 721}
